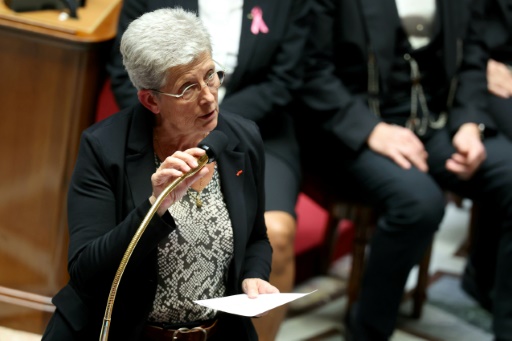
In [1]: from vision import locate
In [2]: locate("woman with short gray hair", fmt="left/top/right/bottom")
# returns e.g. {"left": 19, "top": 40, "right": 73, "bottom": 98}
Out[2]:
{"left": 42, "top": 7, "right": 277, "bottom": 341}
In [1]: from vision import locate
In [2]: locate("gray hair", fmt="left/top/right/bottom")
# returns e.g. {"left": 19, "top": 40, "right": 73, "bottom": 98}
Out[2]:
{"left": 120, "top": 7, "right": 212, "bottom": 91}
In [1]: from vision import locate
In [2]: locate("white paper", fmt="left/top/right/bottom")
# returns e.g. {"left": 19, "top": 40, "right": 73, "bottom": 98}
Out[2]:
{"left": 194, "top": 291, "right": 316, "bottom": 317}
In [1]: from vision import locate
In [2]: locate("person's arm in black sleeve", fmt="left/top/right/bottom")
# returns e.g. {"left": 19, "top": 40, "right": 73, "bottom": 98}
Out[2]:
{"left": 300, "top": 0, "right": 380, "bottom": 152}
{"left": 451, "top": 0, "right": 497, "bottom": 135}
{"left": 106, "top": 0, "right": 148, "bottom": 109}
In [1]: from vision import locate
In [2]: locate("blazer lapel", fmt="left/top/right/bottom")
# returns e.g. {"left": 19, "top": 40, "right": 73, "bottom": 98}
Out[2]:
{"left": 360, "top": 0, "right": 399, "bottom": 90}
{"left": 126, "top": 105, "right": 156, "bottom": 206}
{"left": 229, "top": 0, "right": 266, "bottom": 89}
{"left": 214, "top": 119, "right": 247, "bottom": 280}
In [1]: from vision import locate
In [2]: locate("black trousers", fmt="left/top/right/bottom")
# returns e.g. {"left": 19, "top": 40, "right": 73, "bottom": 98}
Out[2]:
{"left": 303, "top": 128, "right": 512, "bottom": 340}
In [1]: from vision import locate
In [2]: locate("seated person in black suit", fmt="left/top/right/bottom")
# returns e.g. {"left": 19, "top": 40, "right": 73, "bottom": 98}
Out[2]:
{"left": 296, "top": 0, "right": 512, "bottom": 340}
{"left": 456, "top": 1, "right": 512, "bottom": 339}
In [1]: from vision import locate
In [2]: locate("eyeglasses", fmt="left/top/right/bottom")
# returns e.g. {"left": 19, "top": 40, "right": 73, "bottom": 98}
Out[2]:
{"left": 150, "top": 69, "right": 225, "bottom": 102}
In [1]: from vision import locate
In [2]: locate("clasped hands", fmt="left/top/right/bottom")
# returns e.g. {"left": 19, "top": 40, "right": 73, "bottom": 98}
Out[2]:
{"left": 367, "top": 122, "right": 486, "bottom": 180}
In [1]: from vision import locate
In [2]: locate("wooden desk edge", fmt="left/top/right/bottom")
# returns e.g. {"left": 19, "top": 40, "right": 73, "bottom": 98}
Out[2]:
{"left": 0, "top": 1, "right": 120, "bottom": 43}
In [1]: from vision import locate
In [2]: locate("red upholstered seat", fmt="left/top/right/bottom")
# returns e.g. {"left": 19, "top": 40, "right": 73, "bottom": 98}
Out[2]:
{"left": 95, "top": 78, "right": 119, "bottom": 122}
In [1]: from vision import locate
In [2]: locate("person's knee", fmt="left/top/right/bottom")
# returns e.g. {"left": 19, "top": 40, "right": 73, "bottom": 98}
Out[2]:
{"left": 386, "top": 186, "right": 445, "bottom": 234}
{"left": 264, "top": 211, "right": 296, "bottom": 260}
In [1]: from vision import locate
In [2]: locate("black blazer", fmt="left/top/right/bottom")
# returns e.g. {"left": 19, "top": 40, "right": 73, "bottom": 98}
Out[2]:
{"left": 300, "top": 0, "right": 475, "bottom": 152}
{"left": 452, "top": 0, "right": 512, "bottom": 132}
{"left": 42, "top": 104, "right": 271, "bottom": 340}
{"left": 106, "top": 0, "right": 310, "bottom": 177}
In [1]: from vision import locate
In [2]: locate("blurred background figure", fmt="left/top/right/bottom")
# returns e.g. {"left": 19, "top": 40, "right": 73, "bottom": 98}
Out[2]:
{"left": 107, "top": 1, "right": 311, "bottom": 340}
{"left": 455, "top": 1, "right": 512, "bottom": 340}
{"left": 295, "top": 0, "right": 512, "bottom": 340}
{"left": 455, "top": 0, "right": 512, "bottom": 142}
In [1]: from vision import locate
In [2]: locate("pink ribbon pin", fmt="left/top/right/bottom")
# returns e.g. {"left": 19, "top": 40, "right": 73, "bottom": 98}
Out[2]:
{"left": 250, "top": 6, "right": 269, "bottom": 35}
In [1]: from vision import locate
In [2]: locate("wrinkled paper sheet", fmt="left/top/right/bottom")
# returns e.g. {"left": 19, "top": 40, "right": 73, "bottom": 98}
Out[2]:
{"left": 194, "top": 291, "right": 316, "bottom": 317}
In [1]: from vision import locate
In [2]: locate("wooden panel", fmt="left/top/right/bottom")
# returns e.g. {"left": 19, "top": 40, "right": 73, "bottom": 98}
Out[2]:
{"left": 0, "top": 0, "right": 122, "bottom": 35}
{"left": 0, "top": 2, "right": 119, "bottom": 334}
{"left": 0, "top": 287, "right": 54, "bottom": 334}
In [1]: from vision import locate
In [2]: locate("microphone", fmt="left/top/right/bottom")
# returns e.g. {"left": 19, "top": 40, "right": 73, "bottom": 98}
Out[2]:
{"left": 167, "top": 130, "right": 229, "bottom": 190}
{"left": 99, "top": 130, "right": 228, "bottom": 341}
{"left": 198, "top": 130, "right": 229, "bottom": 163}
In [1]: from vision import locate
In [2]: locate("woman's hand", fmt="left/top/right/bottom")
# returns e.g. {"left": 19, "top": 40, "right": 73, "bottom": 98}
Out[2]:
{"left": 149, "top": 147, "right": 210, "bottom": 216}
{"left": 242, "top": 278, "right": 280, "bottom": 317}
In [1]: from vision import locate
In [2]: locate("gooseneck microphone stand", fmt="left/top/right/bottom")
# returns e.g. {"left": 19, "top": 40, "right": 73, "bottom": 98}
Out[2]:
{"left": 99, "top": 153, "right": 208, "bottom": 341}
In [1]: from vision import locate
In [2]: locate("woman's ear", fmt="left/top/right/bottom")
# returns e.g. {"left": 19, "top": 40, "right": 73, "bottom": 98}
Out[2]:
{"left": 138, "top": 90, "right": 160, "bottom": 114}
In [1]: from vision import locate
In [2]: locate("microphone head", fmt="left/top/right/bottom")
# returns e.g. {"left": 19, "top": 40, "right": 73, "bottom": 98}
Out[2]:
{"left": 198, "top": 131, "right": 228, "bottom": 163}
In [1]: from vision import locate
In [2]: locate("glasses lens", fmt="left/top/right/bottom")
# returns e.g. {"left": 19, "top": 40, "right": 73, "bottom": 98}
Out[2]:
{"left": 181, "top": 84, "right": 196, "bottom": 101}
{"left": 206, "top": 71, "right": 223, "bottom": 88}
{"left": 181, "top": 69, "right": 225, "bottom": 101}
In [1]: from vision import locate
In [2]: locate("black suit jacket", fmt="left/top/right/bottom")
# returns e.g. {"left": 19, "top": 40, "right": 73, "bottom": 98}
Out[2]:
{"left": 42, "top": 105, "right": 271, "bottom": 340}
{"left": 452, "top": 0, "right": 512, "bottom": 132}
{"left": 300, "top": 0, "right": 476, "bottom": 152}
{"left": 106, "top": 0, "right": 310, "bottom": 178}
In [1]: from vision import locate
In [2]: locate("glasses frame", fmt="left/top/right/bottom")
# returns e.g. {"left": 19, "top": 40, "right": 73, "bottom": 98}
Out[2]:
{"left": 150, "top": 63, "right": 225, "bottom": 101}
